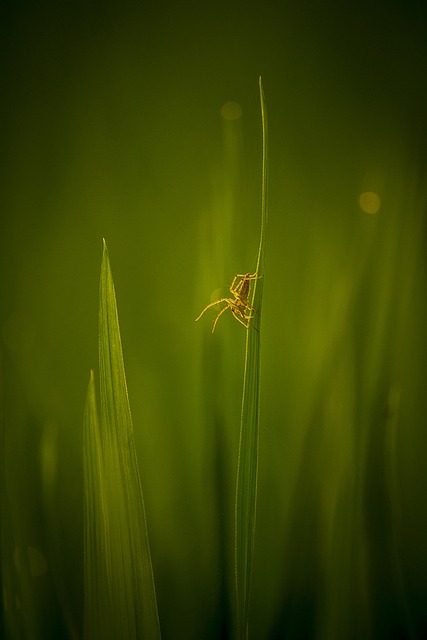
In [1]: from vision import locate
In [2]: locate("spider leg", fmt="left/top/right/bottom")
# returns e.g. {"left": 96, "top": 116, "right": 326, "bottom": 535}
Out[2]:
{"left": 242, "top": 300, "right": 256, "bottom": 311}
{"left": 211, "top": 303, "right": 231, "bottom": 333}
{"left": 237, "top": 310, "right": 259, "bottom": 332}
{"left": 197, "top": 273, "right": 263, "bottom": 333}
{"left": 236, "top": 307, "right": 260, "bottom": 332}
{"left": 234, "top": 272, "right": 260, "bottom": 279}
{"left": 229, "top": 272, "right": 262, "bottom": 298}
{"left": 232, "top": 297, "right": 255, "bottom": 313}
{"left": 231, "top": 307, "right": 252, "bottom": 329}
{"left": 229, "top": 273, "right": 250, "bottom": 296}
{"left": 195, "top": 298, "right": 231, "bottom": 322}
{"left": 229, "top": 275, "right": 242, "bottom": 296}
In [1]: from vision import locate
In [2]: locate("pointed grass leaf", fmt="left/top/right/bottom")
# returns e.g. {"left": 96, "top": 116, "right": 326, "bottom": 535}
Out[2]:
{"left": 83, "top": 240, "right": 161, "bottom": 639}
{"left": 234, "top": 77, "right": 269, "bottom": 639}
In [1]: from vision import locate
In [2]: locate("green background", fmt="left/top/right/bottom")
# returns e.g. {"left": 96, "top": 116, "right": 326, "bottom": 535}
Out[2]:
{"left": 1, "top": 1, "right": 427, "bottom": 638}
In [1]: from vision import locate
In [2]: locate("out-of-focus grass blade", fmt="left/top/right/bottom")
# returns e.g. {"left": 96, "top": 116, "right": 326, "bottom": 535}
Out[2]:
{"left": 83, "top": 240, "right": 161, "bottom": 640}
{"left": 83, "top": 371, "right": 106, "bottom": 637}
{"left": 234, "top": 77, "right": 268, "bottom": 640}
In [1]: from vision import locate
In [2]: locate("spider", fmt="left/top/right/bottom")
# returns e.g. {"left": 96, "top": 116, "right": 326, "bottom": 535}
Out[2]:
{"left": 195, "top": 272, "right": 261, "bottom": 333}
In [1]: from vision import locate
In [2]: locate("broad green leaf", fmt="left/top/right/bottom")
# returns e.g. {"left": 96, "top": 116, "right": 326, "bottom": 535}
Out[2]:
{"left": 83, "top": 240, "right": 161, "bottom": 639}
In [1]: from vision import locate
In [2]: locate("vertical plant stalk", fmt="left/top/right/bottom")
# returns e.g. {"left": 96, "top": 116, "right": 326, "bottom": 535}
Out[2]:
{"left": 83, "top": 240, "right": 161, "bottom": 639}
{"left": 234, "top": 77, "right": 268, "bottom": 639}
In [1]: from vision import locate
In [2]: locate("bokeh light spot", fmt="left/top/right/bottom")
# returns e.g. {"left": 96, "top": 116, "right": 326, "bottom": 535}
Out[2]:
{"left": 359, "top": 191, "right": 381, "bottom": 214}
{"left": 220, "top": 101, "right": 242, "bottom": 120}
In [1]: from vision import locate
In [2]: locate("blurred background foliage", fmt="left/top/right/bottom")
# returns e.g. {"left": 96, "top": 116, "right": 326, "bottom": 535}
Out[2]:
{"left": 1, "top": 1, "right": 427, "bottom": 638}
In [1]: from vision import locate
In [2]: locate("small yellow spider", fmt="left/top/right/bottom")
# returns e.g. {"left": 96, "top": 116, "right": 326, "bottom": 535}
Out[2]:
{"left": 195, "top": 272, "right": 261, "bottom": 333}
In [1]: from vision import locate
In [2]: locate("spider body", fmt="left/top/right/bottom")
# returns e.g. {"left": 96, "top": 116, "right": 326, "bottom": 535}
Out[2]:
{"left": 196, "top": 272, "right": 261, "bottom": 333}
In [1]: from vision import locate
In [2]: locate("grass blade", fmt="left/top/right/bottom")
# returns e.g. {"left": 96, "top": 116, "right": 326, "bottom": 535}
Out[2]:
{"left": 83, "top": 240, "right": 161, "bottom": 639}
{"left": 83, "top": 371, "right": 107, "bottom": 637}
{"left": 234, "top": 77, "right": 269, "bottom": 639}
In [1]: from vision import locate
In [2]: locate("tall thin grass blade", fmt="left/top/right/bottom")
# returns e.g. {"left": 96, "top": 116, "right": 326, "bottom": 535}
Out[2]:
{"left": 234, "top": 77, "right": 269, "bottom": 639}
{"left": 83, "top": 240, "right": 161, "bottom": 639}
